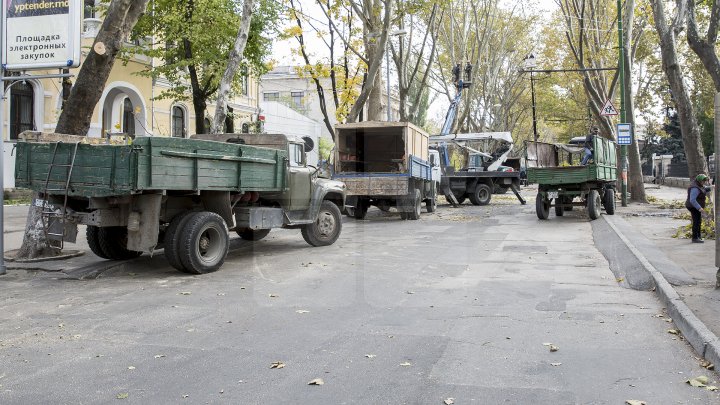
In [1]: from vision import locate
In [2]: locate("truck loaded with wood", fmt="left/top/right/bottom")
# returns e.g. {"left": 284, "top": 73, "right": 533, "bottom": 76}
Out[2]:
{"left": 332, "top": 122, "right": 437, "bottom": 220}
{"left": 15, "top": 132, "right": 346, "bottom": 274}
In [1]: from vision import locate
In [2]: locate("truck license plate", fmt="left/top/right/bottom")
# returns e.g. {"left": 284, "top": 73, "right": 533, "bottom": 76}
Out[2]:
{"left": 547, "top": 191, "right": 559, "bottom": 199}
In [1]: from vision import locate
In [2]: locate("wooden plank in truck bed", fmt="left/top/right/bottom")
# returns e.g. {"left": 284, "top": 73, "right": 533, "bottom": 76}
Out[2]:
{"left": 334, "top": 176, "right": 409, "bottom": 196}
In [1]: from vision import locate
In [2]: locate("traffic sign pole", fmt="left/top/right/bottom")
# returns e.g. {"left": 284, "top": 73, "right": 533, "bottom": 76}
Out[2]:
{"left": 617, "top": 0, "right": 628, "bottom": 207}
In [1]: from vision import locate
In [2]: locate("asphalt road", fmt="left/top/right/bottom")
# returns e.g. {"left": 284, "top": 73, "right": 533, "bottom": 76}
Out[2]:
{"left": 1, "top": 195, "right": 718, "bottom": 404}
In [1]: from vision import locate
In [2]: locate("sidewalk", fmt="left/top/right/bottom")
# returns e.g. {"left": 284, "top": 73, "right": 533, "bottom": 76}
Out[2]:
{"left": 606, "top": 183, "right": 720, "bottom": 367}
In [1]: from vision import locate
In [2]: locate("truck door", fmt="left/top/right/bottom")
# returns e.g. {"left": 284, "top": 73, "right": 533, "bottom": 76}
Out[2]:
{"left": 287, "top": 142, "right": 312, "bottom": 211}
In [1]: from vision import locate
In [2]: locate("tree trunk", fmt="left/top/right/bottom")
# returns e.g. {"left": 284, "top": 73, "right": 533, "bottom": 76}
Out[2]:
{"left": 651, "top": 0, "right": 708, "bottom": 178}
{"left": 367, "top": 59, "right": 384, "bottom": 121}
{"left": 211, "top": 0, "right": 254, "bottom": 134}
{"left": 14, "top": 196, "right": 59, "bottom": 259}
{"left": 54, "top": 0, "right": 150, "bottom": 135}
{"left": 623, "top": 0, "right": 646, "bottom": 202}
{"left": 687, "top": 0, "right": 720, "bottom": 92}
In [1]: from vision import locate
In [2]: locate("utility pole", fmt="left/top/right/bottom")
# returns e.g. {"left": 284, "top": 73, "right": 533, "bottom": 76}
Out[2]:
{"left": 618, "top": 0, "right": 628, "bottom": 207}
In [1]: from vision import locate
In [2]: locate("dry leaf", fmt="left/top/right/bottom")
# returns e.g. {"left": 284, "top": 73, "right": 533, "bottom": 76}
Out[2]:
{"left": 549, "top": 345, "right": 559, "bottom": 352}
{"left": 616, "top": 277, "right": 624, "bottom": 282}
{"left": 542, "top": 342, "right": 553, "bottom": 346}
{"left": 700, "top": 359, "right": 715, "bottom": 370}
{"left": 296, "top": 310, "right": 310, "bottom": 314}
{"left": 406, "top": 291, "right": 415, "bottom": 295}
{"left": 707, "top": 386, "right": 718, "bottom": 391}
{"left": 308, "top": 378, "right": 324, "bottom": 385}
{"left": 365, "top": 354, "right": 376, "bottom": 358}
{"left": 127, "top": 366, "right": 135, "bottom": 370}
{"left": 182, "top": 394, "right": 189, "bottom": 398}
{"left": 444, "top": 398, "right": 455, "bottom": 405}
{"left": 270, "top": 361, "right": 285, "bottom": 369}
{"left": 625, "top": 401, "right": 646, "bottom": 405}
{"left": 117, "top": 393, "right": 129, "bottom": 399}
{"left": 400, "top": 362, "right": 412, "bottom": 366}
{"left": 668, "top": 329, "right": 681, "bottom": 335}
{"left": 551, "top": 362, "right": 562, "bottom": 366}
{"left": 154, "top": 354, "right": 166, "bottom": 359}
{"left": 269, "top": 294, "right": 278, "bottom": 298}
{"left": 179, "top": 291, "right": 191, "bottom": 295}
{"left": 686, "top": 376, "right": 709, "bottom": 387}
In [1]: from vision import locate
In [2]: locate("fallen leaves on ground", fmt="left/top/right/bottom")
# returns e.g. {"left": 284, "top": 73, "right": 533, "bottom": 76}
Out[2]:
{"left": 270, "top": 361, "right": 285, "bottom": 369}
{"left": 444, "top": 398, "right": 455, "bottom": 405}
{"left": 400, "top": 362, "right": 412, "bottom": 367}
{"left": 116, "top": 393, "right": 129, "bottom": 399}
{"left": 268, "top": 294, "right": 278, "bottom": 298}
{"left": 625, "top": 400, "right": 646, "bottom": 405}
{"left": 295, "top": 310, "right": 310, "bottom": 314}
{"left": 154, "top": 354, "right": 165, "bottom": 359}
{"left": 667, "top": 329, "right": 681, "bottom": 335}
{"left": 700, "top": 359, "right": 715, "bottom": 370}
{"left": 308, "top": 378, "right": 324, "bottom": 385}
{"left": 365, "top": 354, "right": 376, "bottom": 358}
{"left": 127, "top": 366, "right": 135, "bottom": 370}
{"left": 687, "top": 375, "right": 709, "bottom": 387}
{"left": 542, "top": 343, "right": 559, "bottom": 352}
{"left": 551, "top": 362, "right": 562, "bottom": 366}
{"left": 179, "top": 291, "right": 191, "bottom": 296}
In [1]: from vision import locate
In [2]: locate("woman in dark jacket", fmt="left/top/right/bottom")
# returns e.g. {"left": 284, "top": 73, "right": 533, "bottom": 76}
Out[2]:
{"left": 686, "top": 174, "right": 711, "bottom": 243}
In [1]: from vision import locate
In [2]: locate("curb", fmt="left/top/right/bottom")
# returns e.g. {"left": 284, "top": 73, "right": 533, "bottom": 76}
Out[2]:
{"left": 603, "top": 215, "right": 720, "bottom": 368}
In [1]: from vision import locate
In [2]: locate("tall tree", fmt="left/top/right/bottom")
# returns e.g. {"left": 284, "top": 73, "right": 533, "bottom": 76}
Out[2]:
{"left": 650, "top": 0, "right": 708, "bottom": 178}
{"left": 687, "top": 0, "right": 720, "bottom": 91}
{"left": 211, "top": 0, "right": 255, "bottom": 133}
{"left": 55, "top": 0, "right": 150, "bottom": 135}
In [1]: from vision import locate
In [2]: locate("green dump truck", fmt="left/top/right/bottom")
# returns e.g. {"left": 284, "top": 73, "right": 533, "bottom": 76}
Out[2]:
{"left": 15, "top": 132, "right": 346, "bottom": 274}
{"left": 525, "top": 136, "right": 617, "bottom": 220}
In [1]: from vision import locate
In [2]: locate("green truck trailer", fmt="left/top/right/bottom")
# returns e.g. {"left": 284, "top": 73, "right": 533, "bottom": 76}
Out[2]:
{"left": 15, "top": 132, "right": 346, "bottom": 274}
{"left": 525, "top": 136, "right": 617, "bottom": 220}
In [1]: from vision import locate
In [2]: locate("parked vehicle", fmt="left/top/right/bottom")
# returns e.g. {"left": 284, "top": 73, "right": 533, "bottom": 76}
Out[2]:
{"left": 15, "top": 132, "right": 346, "bottom": 274}
{"left": 332, "top": 121, "right": 436, "bottom": 220}
{"left": 525, "top": 136, "right": 617, "bottom": 220}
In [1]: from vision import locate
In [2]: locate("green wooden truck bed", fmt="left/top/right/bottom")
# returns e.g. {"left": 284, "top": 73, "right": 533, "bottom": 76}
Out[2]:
{"left": 526, "top": 136, "right": 617, "bottom": 185}
{"left": 15, "top": 135, "right": 287, "bottom": 197}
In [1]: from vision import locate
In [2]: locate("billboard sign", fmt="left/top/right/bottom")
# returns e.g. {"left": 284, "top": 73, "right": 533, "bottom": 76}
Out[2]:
{"left": 1, "top": 0, "right": 82, "bottom": 70}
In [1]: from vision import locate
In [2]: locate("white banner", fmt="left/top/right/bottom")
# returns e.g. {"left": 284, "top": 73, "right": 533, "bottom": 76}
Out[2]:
{"left": 1, "top": 0, "right": 82, "bottom": 70}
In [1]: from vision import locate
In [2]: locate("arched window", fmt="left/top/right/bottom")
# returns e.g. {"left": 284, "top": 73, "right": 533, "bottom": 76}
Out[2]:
{"left": 10, "top": 81, "right": 34, "bottom": 140}
{"left": 122, "top": 98, "right": 135, "bottom": 135}
{"left": 172, "top": 106, "right": 185, "bottom": 138}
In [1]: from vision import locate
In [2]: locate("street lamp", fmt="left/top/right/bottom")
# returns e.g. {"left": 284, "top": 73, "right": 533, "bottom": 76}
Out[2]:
{"left": 523, "top": 53, "right": 538, "bottom": 141}
{"left": 386, "top": 29, "right": 407, "bottom": 121}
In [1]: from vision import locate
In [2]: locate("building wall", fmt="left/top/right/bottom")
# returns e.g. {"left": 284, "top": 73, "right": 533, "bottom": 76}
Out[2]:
{"left": 261, "top": 101, "right": 322, "bottom": 165}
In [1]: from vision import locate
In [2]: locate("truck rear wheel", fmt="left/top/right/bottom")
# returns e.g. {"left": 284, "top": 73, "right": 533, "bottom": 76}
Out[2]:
{"left": 302, "top": 201, "right": 342, "bottom": 246}
{"left": 470, "top": 184, "right": 492, "bottom": 205}
{"left": 588, "top": 190, "right": 602, "bottom": 220}
{"left": 98, "top": 226, "right": 142, "bottom": 260}
{"left": 554, "top": 198, "right": 564, "bottom": 217}
{"left": 177, "top": 212, "right": 229, "bottom": 274}
{"left": 353, "top": 199, "right": 369, "bottom": 219}
{"left": 164, "top": 211, "right": 196, "bottom": 272}
{"left": 603, "top": 188, "right": 616, "bottom": 215}
{"left": 86, "top": 226, "right": 110, "bottom": 259}
{"left": 407, "top": 189, "right": 422, "bottom": 220}
{"left": 536, "top": 193, "right": 550, "bottom": 220}
{"left": 237, "top": 228, "right": 271, "bottom": 241}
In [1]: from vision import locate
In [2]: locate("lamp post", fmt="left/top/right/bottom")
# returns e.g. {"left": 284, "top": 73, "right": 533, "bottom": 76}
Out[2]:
{"left": 523, "top": 53, "right": 538, "bottom": 141}
{"left": 386, "top": 29, "right": 407, "bottom": 121}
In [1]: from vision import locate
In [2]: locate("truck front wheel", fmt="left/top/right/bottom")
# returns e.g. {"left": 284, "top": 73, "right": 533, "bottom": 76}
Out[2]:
{"left": 587, "top": 190, "right": 602, "bottom": 220}
{"left": 536, "top": 193, "right": 550, "bottom": 220}
{"left": 302, "top": 201, "right": 342, "bottom": 246}
{"left": 178, "top": 212, "right": 229, "bottom": 274}
{"left": 407, "top": 189, "right": 422, "bottom": 220}
{"left": 470, "top": 184, "right": 492, "bottom": 205}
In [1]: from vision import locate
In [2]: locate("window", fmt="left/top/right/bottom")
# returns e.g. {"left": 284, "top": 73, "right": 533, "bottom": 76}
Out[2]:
{"left": 291, "top": 91, "right": 304, "bottom": 108}
{"left": 122, "top": 98, "right": 135, "bottom": 135}
{"left": 172, "top": 106, "right": 185, "bottom": 138}
{"left": 263, "top": 92, "right": 279, "bottom": 101}
{"left": 225, "top": 107, "right": 234, "bottom": 133}
{"left": 84, "top": 0, "right": 95, "bottom": 18}
{"left": 10, "top": 81, "right": 34, "bottom": 140}
{"left": 289, "top": 144, "right": 304, "bottom": 167}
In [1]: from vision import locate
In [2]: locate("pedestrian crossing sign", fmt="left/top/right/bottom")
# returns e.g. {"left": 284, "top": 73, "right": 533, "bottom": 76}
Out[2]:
{"left": 600, "top": 99, "right": 619, "bottom": 116}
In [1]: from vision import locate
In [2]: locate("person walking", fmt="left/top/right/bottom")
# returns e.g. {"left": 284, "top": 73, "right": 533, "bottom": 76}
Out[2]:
{"left": 581, "top": 127, "right": 599, "bottom": 165}
{"left": 685, "top": 174, "right": 711, "bottom": 243}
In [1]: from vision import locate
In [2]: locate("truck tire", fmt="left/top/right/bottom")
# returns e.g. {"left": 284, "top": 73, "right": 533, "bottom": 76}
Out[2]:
{"left": 407, "top": 189, "right": 422, "bottom": 220}
{"left": 86, "top": 226, "right": 110, "bottom": 259}
{"left": 603, "top": 188, "right": 616, "bottom": 215}
{"left": 426, "top": 197, "right": 437, "bottom": 213}
{"left": 177, "top": 212, "right": 229, "bottom": 274}
{"left": 353, "top": 199, "right": 369, "bottom": 219}
{"left": 564, "top": 196, "right": 574, "bottom": 211}
{"left": 237, "top": 228, "right": 271, "bottom": 241}
{"left": 470, "top": 184, "right": 492, "bottom": 206}
{"left": 554, "top": 198, "right": 564, "bottom": 217}
{"left": 536, "top": 193, "right": 550, "bottom": 220}
{"left": 445, "top": 192, "right": 466, "bottom": 205}
{"left": 98, "top": 226, "right": 143, "bottom": 260}
{"left": 164, "top": 211, "right": 196, "bottom": 272}
{"left": 301, "top": 201, "right": 342, "bottom": 246}
{"left": 587, "top": 189, "right": 601, "bottom": 220}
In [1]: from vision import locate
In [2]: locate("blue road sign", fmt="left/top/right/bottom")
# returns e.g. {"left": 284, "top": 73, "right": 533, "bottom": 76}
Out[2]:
{"left": 617, "top": 123, "right": 632, "bottom": 145}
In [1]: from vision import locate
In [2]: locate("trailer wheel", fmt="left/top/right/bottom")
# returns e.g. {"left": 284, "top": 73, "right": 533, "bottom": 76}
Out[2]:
{"left": 353, "top": 199, "right": 369, "bottom": 219}
{"left": 554, "top": 198, "right": 564, "bottom": 217}
{"left": 86, "top": 226, "right": 110, "bottom": 259}
{"left": 237, "top": 228, "right": 271, "bottom": 241}
{"left": 588, "top": 189, "right": 602, "bottom": 220}
{"left": 564, "top": 196, "right": 574, "bottom": 211}
{"left": 164, "top": 211, "right": 196, "bottom": 272}
{"left": 98, "top": 226, "right": 142, "bottom": 260}
{"left": 407, "top": 189, "right": 422, "bottom": 220}
{"left": 302, "top": 201, "right": 342, "bottom": 246}
{"left": 603, "top": 188, "right": 616, "bottom": 215}
{"left": 426, "top": 197, "right": 437, "bottom": 213}
{"left": 535, "top": 193, "right": 550, "bottom": 220}
{"left": 178, "top": 212, "right": 229, "bottom": 274}
{"left": 470, "top": 184, "right": 492, "bottom": 206}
